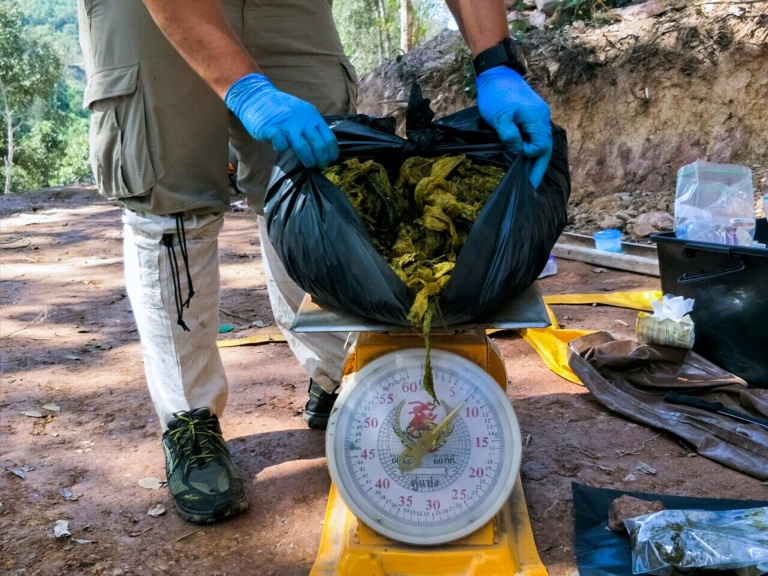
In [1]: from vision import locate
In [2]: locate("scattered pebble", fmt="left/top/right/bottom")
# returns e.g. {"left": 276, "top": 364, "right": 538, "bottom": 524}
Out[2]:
{"left": 623, "top": 474, "right": 637, "bottom": 482}
{"left": 593, "top": 267, "right": 608, "bottom": 274}
{"left": 636, "top": 461, "right": 657, "bottom": 475}
{"left": 138, "top": 477, "right": 164, "bottom": 490}
{"left": 54, "top": 520, "right": 71, "bottom": 539}
{"left": 608, "top": 495, "right": 665, "bottom": 532}
{"left": 147, "top": 504, "right": 166, "bottom": 517}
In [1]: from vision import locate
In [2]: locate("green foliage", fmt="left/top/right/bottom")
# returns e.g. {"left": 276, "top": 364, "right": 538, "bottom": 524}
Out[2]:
{"left": 0, "top": 0, "right": 90, "bottom": 192}
{"left": 0, "top": 1, "right": 62, "bottom": 109}
{"left": 333, "top": 0, "right": 452, "bottom": 75}
{"left": 509, "top": 19, "right": 530, "bottom": 34}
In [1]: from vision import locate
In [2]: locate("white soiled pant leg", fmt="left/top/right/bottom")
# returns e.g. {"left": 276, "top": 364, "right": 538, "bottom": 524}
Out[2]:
{"left": 122, "top": 209, "right": 228, "bottom": 428}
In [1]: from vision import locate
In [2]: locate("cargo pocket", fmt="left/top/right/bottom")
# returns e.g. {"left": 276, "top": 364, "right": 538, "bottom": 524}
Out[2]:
{"left": 84, "top": 64, "right": 157, "bottom": 199}
{"left": 339, "top": 58, "right": 358, "bottom": 114}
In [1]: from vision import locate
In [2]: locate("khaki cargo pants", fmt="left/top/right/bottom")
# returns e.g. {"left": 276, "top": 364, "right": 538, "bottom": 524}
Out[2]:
{"left": 78, "top": 0, "right": 357, "bottom": 426}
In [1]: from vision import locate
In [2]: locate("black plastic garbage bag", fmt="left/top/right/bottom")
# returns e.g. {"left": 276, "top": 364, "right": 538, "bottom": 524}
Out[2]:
{"left": 264, "top": 90, "right": 570, "bottom": 326}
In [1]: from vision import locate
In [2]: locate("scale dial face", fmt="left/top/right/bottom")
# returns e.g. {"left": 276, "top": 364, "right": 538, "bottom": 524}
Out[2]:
{"left": 326, "top": 348, "right": 522, "bottom": 546}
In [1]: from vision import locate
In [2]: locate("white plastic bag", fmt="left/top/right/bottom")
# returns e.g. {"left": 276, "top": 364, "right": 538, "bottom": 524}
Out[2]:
{"left": 674, "top": 159, "right": 755, "bottom": 245}
{"left": 625, "top": 506, "right": 768, "bottom": 576}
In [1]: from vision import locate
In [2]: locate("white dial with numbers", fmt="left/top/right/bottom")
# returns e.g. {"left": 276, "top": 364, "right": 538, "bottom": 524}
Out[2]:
{"left": 326, "top": 348, "right": 522, "bottom": 546}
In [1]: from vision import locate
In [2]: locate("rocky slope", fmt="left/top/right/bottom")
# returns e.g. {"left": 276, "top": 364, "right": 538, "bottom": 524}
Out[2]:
{"left": 357, "top": 2, "right": 768, "bottom": 240}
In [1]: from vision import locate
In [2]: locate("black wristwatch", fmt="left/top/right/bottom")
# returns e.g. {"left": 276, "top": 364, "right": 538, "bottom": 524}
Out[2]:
{"left": 472, "top": 37, "right": 528, "bottom": 77}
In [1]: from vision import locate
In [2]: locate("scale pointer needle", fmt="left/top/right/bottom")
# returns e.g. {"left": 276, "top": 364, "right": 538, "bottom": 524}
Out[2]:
{"left": 397, "top": 401, "right": 465, "bottom": 473}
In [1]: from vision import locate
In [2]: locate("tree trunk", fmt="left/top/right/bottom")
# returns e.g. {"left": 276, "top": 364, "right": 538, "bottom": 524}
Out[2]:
{"left": 376, "top": 0, "right": 391, "bottom": 60}
{"left": 371, "top": 0, "right": 384, "bottom": 65}
{"left": 400, "top": 0, "right": 414, "bottom": 54}
{"left": 0, "top": 79, "right": 13, "bottom": 195}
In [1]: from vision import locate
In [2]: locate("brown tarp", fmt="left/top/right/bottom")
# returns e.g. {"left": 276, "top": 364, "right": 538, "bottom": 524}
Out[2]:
{"left": 568, "top": 332, "right": 768, "bottom": 480}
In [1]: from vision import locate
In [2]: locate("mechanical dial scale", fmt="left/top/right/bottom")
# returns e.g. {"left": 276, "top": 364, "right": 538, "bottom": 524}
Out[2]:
{"left": 292, "top": 285, "right": 551, "bottom": 576}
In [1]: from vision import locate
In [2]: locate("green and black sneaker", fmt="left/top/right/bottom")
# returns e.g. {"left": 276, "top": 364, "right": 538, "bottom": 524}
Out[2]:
{"left": 302, "top": 379, "right": 338, "bottom": 431}
{"left": 162, "top": 408, "right": 249, "bottom": 524}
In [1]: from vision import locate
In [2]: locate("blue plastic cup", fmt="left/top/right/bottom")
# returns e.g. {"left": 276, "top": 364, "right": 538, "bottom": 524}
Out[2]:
{"left": 594, "top": 229, "right": 622, "bottom": 253}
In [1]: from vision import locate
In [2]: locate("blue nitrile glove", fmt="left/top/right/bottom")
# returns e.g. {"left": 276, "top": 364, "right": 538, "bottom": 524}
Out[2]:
{"left": 225, "top": 73, "right": 338, "bottom": 170}
{"left": 476, "top": 66, "right": 552, "bottom": 189}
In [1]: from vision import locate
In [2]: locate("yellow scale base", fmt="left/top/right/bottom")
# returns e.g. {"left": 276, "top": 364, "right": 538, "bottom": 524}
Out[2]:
{"left": 310, "top": 330, "right": 548, "bottom": 576}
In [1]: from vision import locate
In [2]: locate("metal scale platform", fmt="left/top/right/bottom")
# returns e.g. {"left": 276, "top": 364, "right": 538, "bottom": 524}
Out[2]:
{"left": 292, "top": 284, "right": 551, "bottom": 576}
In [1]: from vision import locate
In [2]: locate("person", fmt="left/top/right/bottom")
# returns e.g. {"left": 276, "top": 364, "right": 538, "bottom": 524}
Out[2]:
{"left": 77, "top": 0, "right": 552, "bottom": 525}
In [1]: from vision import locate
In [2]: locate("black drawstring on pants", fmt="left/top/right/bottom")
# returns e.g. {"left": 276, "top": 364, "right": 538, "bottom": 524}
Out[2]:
{"left": 161, "top": 214, "right": 195, "bottom": 332}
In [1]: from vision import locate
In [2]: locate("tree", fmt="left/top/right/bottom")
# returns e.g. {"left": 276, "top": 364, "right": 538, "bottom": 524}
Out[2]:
{"left": 0, "top": 0, "right": 62, "bottom": 194}
{"left": 334, "top": 0, "right": 450, "bottom": 75}
{"left": 400, "top": 0, "right": 414, "bottom": 53}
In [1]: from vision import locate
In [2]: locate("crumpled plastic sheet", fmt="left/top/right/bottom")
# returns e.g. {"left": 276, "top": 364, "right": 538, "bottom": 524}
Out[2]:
{"left": 625, "top": 506, "right": 768, "bottom": 576}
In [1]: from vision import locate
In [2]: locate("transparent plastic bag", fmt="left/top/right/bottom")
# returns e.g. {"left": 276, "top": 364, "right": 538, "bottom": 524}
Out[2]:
{"left": 674, "top": 159, "right": 755, "bottom": 245}
{"left": 625, "top": 506, "right": 768, "bottom": 576}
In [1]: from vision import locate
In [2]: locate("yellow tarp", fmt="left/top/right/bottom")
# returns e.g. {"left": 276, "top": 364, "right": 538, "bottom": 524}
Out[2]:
{"left": 216, "top": 332, "right": 286, "bottom": 348}
{"left": 517, "top": 303, "right": 594, "bottom": 385}
{"left": 543, "top": 290, "right": 662, "bottom": 312}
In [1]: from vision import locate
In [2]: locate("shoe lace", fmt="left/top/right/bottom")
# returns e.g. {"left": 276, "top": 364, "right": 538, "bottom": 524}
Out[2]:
{"left": 168, "top": 413, "right": 225, "bottom": 474}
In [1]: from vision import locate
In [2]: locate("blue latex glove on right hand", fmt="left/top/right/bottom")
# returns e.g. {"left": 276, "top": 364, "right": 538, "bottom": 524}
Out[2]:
{"left": 476, "top": 66, "right": 552, "bottom": 189}
{"left": 225, "top": 73, "right": 338, "bottom": 170}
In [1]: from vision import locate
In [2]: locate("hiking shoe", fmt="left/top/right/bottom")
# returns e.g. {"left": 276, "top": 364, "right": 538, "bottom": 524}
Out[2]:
{"left": 162, "top": 408, "right": 249, "bottom": 524}
{"left": 302, "top": 379, "right": 338, "bottom": 430}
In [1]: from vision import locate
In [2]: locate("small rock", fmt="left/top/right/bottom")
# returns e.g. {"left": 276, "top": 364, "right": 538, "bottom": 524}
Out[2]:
{"left": 571, "top": 20, "right": 586, "bottom": 33}
{"left": 138, "top": 477, "right": 164, "bottom": 490}
{"left": 147, "top": 504, "right": 166, "bottom": 517}
{"left": 20, "top": 411, "right": 44, "bottom": 418}
{"left": 535, "top": 0, "right": 561, "bottom": 16}
{"left": 54, "top": 519, "right": 71, "bottom": 539}
{"left": 631, "top": 211, "right": 674, "bottom": 237}
{"left": 623, "top": 473, "right": 637, "bottom": 482}
{"left": 636, "top": 461, "right": 657, "bottom": 475}
{"left": 593, "top": 267, "right": 608, "bottom": 274}
{"left": 599, "top": 216, "right": 624, "bottom": 231}
{"left": 608, "top": 495, "right": 666, "bottom": 532}
{"left": 42, "top": 403, "right": 61, "bottom": 412}
{"left": 612, "top": 0, "right": 667, "bottom": 20}
{"left": 0, "top": 502, "right": 4, "bottom": 514}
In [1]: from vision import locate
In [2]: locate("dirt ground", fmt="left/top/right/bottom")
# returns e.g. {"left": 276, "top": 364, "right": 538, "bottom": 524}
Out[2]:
{"left": 1, "top": 186, "right": 766, "bottom": 576}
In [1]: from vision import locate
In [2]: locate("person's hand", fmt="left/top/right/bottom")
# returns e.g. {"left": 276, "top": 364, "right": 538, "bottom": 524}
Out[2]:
{"left": 475, "top": 66, "right": 552, "bottom": 189}
{"left": 225, "top": 73, "right": 338, "bottom": 169}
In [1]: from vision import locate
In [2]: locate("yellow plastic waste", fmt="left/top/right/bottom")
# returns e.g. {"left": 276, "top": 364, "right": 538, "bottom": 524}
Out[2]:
{"left": 543, "top": 290, "right": 662, "bottom": 312}
{"left": 517, "top": 304, "right": 594, "bottom": 385}
{"left": 216, "top": 332, "right": 286, "bottom": 348}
